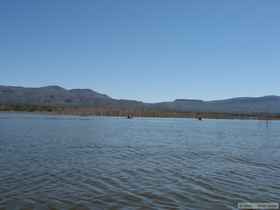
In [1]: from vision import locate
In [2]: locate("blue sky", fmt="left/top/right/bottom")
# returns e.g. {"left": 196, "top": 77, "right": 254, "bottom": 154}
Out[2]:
{"left": 1, "top": 0, "right": 279, "bottom": 102}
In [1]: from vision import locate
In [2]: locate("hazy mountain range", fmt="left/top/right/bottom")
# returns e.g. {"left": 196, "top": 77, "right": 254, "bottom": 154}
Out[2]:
{"left": 0, "top": 85, "right": 280, "bottom": 114}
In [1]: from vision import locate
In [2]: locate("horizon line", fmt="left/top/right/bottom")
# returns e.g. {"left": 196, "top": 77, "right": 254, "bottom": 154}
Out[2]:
{"left": 1, "top": 84, "right": 279, "bottom": 104}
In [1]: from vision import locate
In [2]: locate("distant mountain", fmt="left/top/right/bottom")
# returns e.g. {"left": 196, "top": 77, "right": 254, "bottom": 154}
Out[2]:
{"left": 0, "top": 85, "right": 280, "bottom": 114}
{"left": 156, "top": 96, "right": 280, "bottom": 114}
{"left": 0, "top": 85, "right": 110, "bottom": 105}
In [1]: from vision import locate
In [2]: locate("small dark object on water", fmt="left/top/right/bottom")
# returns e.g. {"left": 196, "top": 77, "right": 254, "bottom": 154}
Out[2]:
{"left": 127, "top": 114, "right": 133, "bottom": 119}
{"left": 198, "top": 117, "right": 202, "bottom": 121}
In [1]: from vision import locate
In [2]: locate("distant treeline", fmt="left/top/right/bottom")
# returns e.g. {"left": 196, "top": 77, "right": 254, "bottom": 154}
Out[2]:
{"left": 1, "top": 104, "right": 280, "bottom": 120}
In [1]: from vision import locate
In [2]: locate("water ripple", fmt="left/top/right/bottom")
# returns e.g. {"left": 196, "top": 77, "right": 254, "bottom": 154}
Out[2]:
{"left": 1, "top": 114, "right": 280, "bottom": 209}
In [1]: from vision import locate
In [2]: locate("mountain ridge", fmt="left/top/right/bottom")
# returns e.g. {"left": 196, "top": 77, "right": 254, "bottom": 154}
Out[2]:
{"left": 0, "top": 85, "right": 280, "bottom": 114}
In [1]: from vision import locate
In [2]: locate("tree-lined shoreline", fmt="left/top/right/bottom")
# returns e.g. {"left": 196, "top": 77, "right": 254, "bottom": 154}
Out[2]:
{"left": 1, "top": 104, "right": 280, "bottom": 120}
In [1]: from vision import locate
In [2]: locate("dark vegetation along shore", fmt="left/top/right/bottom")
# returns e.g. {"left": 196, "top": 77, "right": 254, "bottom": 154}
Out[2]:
{"left": 1, "top": 85, "right": 280, "bottom": 120}
{"left": 2, "top": 104, "right": 280, "bottom": 120}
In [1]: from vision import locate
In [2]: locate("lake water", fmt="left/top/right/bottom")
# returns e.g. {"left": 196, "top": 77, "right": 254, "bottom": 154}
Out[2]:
{"left": 0, "top": 113, "right": 279, "bottom": 210}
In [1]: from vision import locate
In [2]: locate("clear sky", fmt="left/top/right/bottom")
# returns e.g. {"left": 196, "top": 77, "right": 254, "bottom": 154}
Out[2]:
{"left": 1, "top": 0, "right": 279, "bottom": 102}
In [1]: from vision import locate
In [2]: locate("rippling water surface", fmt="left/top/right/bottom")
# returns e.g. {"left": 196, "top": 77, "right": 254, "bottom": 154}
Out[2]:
{"left": 0, "top": 113, "right": 280, "bottom": 210}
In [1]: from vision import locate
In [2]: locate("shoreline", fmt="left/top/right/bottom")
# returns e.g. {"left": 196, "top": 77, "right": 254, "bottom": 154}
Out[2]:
{"left": 1, "top": 110, "right": 280, "bottom": 121}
